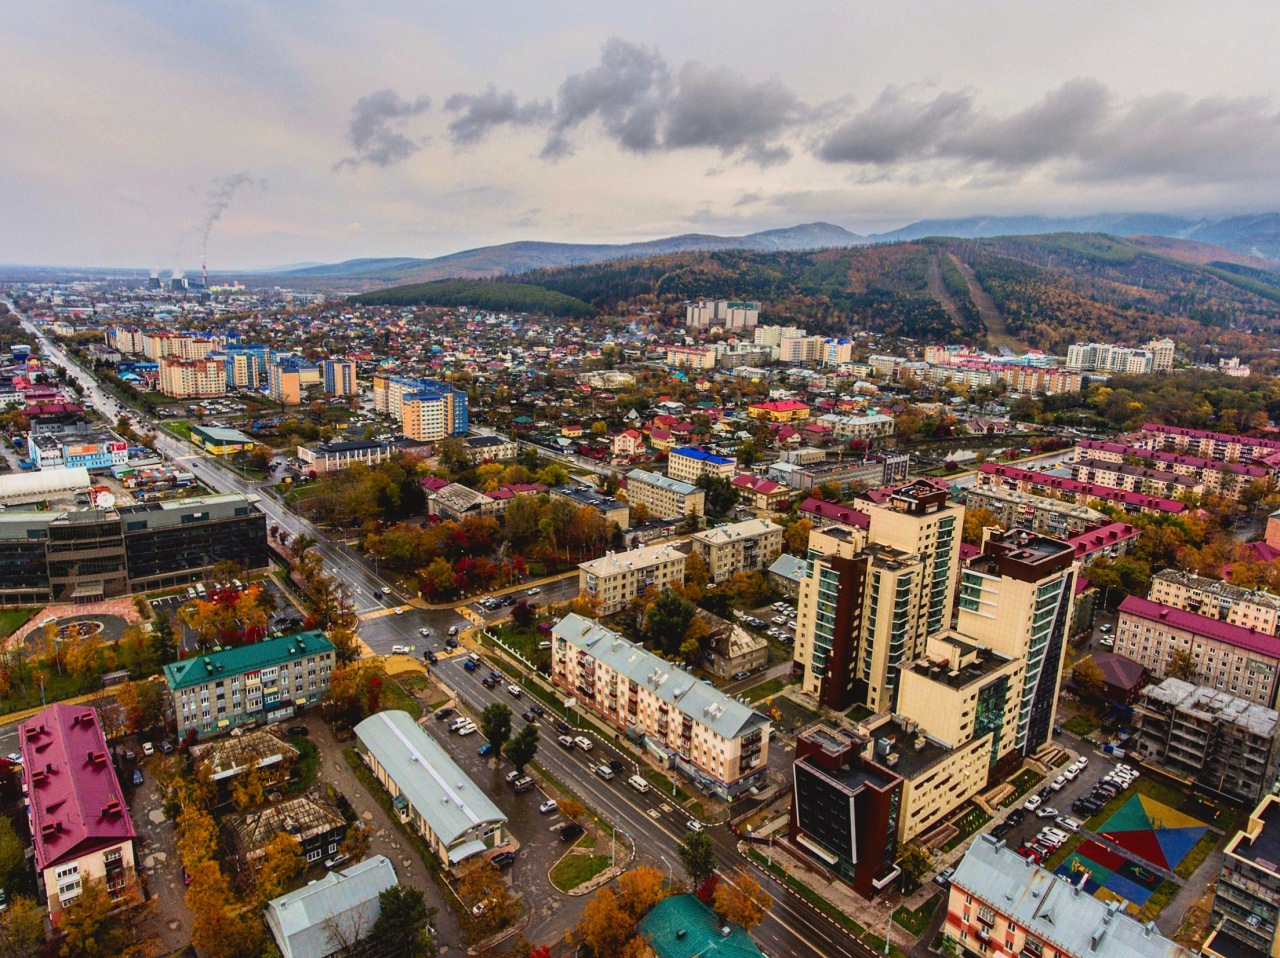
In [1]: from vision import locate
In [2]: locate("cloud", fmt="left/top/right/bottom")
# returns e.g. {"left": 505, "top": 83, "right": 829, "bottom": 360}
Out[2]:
{"left": 440, "top": 38, "right": 810, "bottom": 167}
{"left": 542, "top": 38, "right": 671, "bottom": 159}
{"left": 816, "top": 79, "right": 1280, "bottom": 186}
{"left": 444, "top": 86, "right": 551, "bottom": 146}
{"left": 335, "top": 89, "right": 431, "bottom": 169}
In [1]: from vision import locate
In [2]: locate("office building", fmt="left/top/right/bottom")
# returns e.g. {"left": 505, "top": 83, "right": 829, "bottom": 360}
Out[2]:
{"left": 265, "top": 855, "right": 399, "bottom": 958}
{"left": 355, "top": 710, "right": 507, "bottom": 868}
{"left": 297, "top": 439, "right": 395, "bottom": 475}
{"left": 668, "top": 446, "right": 736, "bottom": 484}
{"left": 163, "top": 631, "right": 336, "bottom": 738}
{"left": 964, "top": 485, "right": 1107, "bottom": 537}
{"left": 957, "top": 529, "right": 1078, "bottom": 755}
{"left": 321, "top": 358, "right": 357, "bottom": 397}
{"left": 159, "top": 355, "right": 226, "bottom": 398}
{"left": 20, "top": 704, "right": 138, "bottom": 920}
{"left": 946, "top": 836, "right": 1194, "bottom": 958}
{"left": 625, "top": 469, "right": 706, "bottom": 518}
{"left": 689, "top": 517, "right": 783, "bottom": 583}
{"left": 1133, "top": 678, "right": 1280, "bottom": 805}
{"left": 789, "top": 724, "right": 903, "bottom": 898}
{"left": 1114, "top": 596, "right": 1280, "bottom": 708}
{"left": 549, "top": 484, "right": 631, "bottom": 531}
{"left": 1206, "top": 795, "right": 1280, "bottom": 958}
{"left": 552, "top": 615, "right": 771, "bottom": 798}
{"left": 578, "top": 542, "right": 687, "bottom": 615}
{"left": 28, "top": 433, "right": 128, "bottom": 472}
{"left": 1149, "top": 569, "right": 1280, "bottom": 637}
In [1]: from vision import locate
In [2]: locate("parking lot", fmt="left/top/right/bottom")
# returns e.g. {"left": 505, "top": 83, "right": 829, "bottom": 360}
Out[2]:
{"left": 149, "top": 576, "right": 295, "bottom": 655}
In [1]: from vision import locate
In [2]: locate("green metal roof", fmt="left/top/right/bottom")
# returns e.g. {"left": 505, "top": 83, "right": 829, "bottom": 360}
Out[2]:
{"left": 638, "top": 895, "right": 765, "bottom": 958}
{"left": 163, "top": 631, "right": 334, "bottom": 691}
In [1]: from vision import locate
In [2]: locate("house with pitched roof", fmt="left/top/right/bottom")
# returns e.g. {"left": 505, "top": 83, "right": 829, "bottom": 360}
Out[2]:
{"left": 19, "top": 704, "right": 138, "bottom": 919}
{"left": 265, "top": 855, "right": 399, "bottom": 958}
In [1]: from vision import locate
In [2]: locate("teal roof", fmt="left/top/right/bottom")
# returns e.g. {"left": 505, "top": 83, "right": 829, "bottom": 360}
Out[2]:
{"left": 639, "top": 895, "right": 765, "bottom": 958}
{"left": 163, "top": 631, "right": 334, "bottom": 691}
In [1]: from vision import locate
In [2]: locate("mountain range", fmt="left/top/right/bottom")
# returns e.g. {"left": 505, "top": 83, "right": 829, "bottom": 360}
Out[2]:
{"left": 270, "top": 213, "right": 1280, "bottom": 286}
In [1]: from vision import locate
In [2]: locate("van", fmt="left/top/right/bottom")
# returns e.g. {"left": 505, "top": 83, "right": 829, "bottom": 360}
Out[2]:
{"left": 513, "top": 776, "right": 535, "bottom": 793}
{"left": 195, "top": 583, "right": 207, "bottom": 598}
{"left": 538, "top": 641, "right": 552, "bottom": 651}
{"left": 573, "top": 736, "right": 593, "bottom": 752}
{"left": 594, "top": 764, "right": 615, "bottom": 780}
{"left": 628, "top": 775, "right": 650, "bottom": 793}
{"left": 468, "top": 652, "right": 481, "bottom": 664}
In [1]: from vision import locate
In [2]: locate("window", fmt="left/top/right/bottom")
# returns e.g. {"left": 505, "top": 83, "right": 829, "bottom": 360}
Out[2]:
{"left": 306, "top": 849, "right": 322, "bottom": 862}
{"left": 329, "top": 843, "right": 338, "bottom": 854}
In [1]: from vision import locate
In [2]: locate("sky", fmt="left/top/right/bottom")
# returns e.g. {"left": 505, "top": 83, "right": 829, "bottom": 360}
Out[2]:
{"left": 3, "top": 0, "right": 1279, "bottom": 269}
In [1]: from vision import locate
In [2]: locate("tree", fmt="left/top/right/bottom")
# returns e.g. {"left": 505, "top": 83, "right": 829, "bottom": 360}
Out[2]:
{"left": 457, "top": 859, "right": 513, "bottom": 935}
{"left": 557, "top": 798, "right": 585, "bottom": 821}
{"left": 58, "top": 878, "right": 153, "bottom": 958}
{"left": 0, "top": 815, "right": 23, "bottom": 889}
{"left": 1072, "top": 657, "right": 1107, "bottom": 699}
{"left": 696, "top": 475, "right": 739, "bottom": 516}
{"left": 507, "top": 722, "right": 540, "bottom": 772}
{"left": 231, "top": 751, "right": 269, "bottom": 811}
{"left": 897, "top": 842, "right": 933, "bottom": 893}
{"left": 152, "top": 611, "right": 178, "bottom": 665}
{"left": 783, "top": 518, "right": 813, "bottom": 555}
{"left": 116, "top": 679, "right": 166, "bottom": 733}
{"left": 481, "top": 702, "right": 513, "bottom": 759}
{"left": 677, "top": 829, "right": 717, "bottom": 887}
{"left": 339, "top": 821, "right": 372, "bottom": 865}
{"left": 256, "top": 831, "right": 305, "bottom": 902}
{"left": 712, "top": 866, "right": 773, "bottom": 930}
{"left": 643, "top": 588, "right": 697, "bottom": 657}
{"left": 962, "top": 507, "right": 1000, "bottom": 546}
{"left": 684, "top": 551, "right": 711, "bottom": 590}
{"left": 573, "top": 886, "right": 634, "bottom": 957}
{"left": 616, "top": 865, "right": 667, "bottom": 921}
{"left": 186, "top": 861, "right": 252, "bottom": 958}
{"left": 511, "top": 599, "right": 536, "bottom": 629}
{"left": 0, "top": 896, "right": 45, "bottom": 958}
{"left": 176, "top": 804, "right": 220, "bottom": 871}
{"left": 1166, "top": 648, "right": 1200, "bottom": 682}
{"left": 372, "top": 885, "right": 436, "bottom": 958}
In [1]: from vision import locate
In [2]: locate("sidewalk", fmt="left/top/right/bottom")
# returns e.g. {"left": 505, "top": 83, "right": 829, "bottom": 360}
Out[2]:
{"left": 406, "top": 570, "right": 580, "bottom": 611}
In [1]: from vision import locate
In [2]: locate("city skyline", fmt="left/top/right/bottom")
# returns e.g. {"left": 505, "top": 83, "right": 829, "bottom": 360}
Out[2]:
{"left": 3, "top": 1, "right": 1279, "bottom": 268}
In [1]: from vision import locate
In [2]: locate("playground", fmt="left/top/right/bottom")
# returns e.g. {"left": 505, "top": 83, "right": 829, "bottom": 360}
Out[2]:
{"left": 1055, "top": 840, "right": 1163, "bottom": 912}
{"left": 1097, "top": 794, "right": 1210, "bottom": 872}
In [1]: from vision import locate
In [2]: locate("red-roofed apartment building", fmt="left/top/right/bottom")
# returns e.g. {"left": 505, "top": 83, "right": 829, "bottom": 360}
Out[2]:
{"left": 20, "top": 704, "right": 138, "bottom": 920}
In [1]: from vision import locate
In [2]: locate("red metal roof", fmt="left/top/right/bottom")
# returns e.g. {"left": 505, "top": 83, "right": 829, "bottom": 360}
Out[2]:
{"left": 1119, "top": 596, "right": 1280, "bottom": 659}
{"left": 19, "top": 704, "right": 136, "bottom": 872}
{"left": 978, "top": 463, "right": 1188, "bottom": 514}
{"left": 799, "top": 497, "right": 870, "bottom": 529}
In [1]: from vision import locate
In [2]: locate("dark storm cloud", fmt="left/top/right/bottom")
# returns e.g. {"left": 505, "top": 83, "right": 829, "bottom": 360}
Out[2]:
{"left": 541, "top": 38, "right": 672, "bottom": 158}
{"left": 444, "top": 86, "right": 552, "bottom": 146}
{"left": 335, "top": 89, "right": 432, "bottom": 169}
{"left": 663, "top": 63, "right": 808, "bottom": 167}
{"left": 816, "top": 79, "right": 1280, "bottom": 185}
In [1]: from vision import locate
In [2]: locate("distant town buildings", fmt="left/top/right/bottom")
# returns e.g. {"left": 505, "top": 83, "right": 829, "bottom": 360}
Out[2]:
{"left": 684, "top": 299, "right": 760, "bottom": 331}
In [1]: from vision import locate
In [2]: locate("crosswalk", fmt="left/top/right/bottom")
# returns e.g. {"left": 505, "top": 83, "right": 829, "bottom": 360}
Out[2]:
{"left": 358, "top": 607, "right": 403, "bottom": 622}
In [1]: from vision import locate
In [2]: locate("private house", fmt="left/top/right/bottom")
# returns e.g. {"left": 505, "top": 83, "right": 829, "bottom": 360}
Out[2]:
{"left": 226, "top": 790, "right": 348, "bottom": 872}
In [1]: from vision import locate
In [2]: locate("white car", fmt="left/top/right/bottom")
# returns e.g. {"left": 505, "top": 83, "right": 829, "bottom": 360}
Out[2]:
{"left": 394, "top": 607, "right": 405, "bottom": 615}
{"left": 686, "top": 820, "right": 704, "bottom": 832}
{"left": 418, "top": 627, "right": 431, "bottom": 636}
{"left": 527, "top": 588, "right": 541, "bottom": 596}
{"left": 1075, "top": 756, "right": 1089, "bottom": 768}
{"left": 381, "top": 586, "right": 392, "bottom": 594}
{"left": 1050, "top": 775, "right": 1066, "bottom": 791}
{"left": 142, "top": 742, "right": 154, "bottom": 757}
{"left": 457, "top": 723, "right": 477, "bottom": 736}
{"left": 390, "top": 645, "right": 410, "bottom": 655}
{"left": 1036, "top": 806, "right": 1060, "bottom": 819}
{"left": 1055, "top": 817, "right": 1081, "bottom": 833}
{"left": 1024, "top": 794, "right": 1042, "bottom": 811}
{"left": 539, "top": 800, "right": 559, "bottom": 814}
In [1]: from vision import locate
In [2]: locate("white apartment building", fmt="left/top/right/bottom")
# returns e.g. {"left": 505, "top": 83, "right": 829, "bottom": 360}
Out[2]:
{"left": 551, "top": 614, "right": 771, "bottom": 798}
{"left": 1065, "top": 342, "right": 1154, "bottom": 375}
{"left": 1149, "top": 569, "right": 1280, "bottom": 636}
{"left": 625, "top": 469, "right": 706, "bottom": 518}
{"left": 578, "top": 543, "right": 687, "bottom": 615}
{"left": 158, "top": 356, "right": 226, "bottom": 398}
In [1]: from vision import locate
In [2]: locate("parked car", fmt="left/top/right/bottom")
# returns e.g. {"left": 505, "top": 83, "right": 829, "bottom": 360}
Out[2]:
{"left": 559, "top": 823, "right": 585, "bottom": 843}
{"left": 1050, "top": 775, "right": 1066, "bottom": 791}
{"left": 457, "top": 724, "right": 477, "bottom": 736}
{"left": 539, "top": 800, "right": 559, "bottom": 814}
{"left": 686, "top": 820, "right": 704, "bottom": 833}
{"left": 324, "top": 854, "right": 349, "bottom": 869}
{"left": 157, "top": 741, "right": 175, "bottom": 754}
{"left": 5, "top": 752, "right": 20, "bottom": 764}
{"left": 513, "top": 776, "right": 535, "bottom": 793}
{"left": 142, "top": 742, "right": 154, "bottom": 757}
{"left": 490, "top": 851, "right": 516, "bottom": 869}
{"left": 934, "top": 867, "right": 956, "bottom": 888}
{"left": 435, "top": 707, "right": 455, "bottom": 721}
{"left": 1006, "top": 808, "right": 1026, "bottom": 826}
{"left": 1055, "top": 817, "right": 1081, "bottom": 833}
{"left": 991, "top": 822, "right": 1012, "bottom": 839}
{"left": 1035, "top": 806, "right": 1060, "bottom": 819}
{"left": 506, "top": 770, "right": 522, "bottom": 783}
{"left": 288, "top": 726, "right": 309, "bottom": 737}
{"left": 478, "top": 743, "right": 493, "bottom": 756}
{"left": 1024, "top": 795, "right": 1042, "bottom": 811}
{"left": 732, "top": 671, "right": 751, "bottom": 681}
{"left": 132, "top": 768, "right": 143, "bottom": 786}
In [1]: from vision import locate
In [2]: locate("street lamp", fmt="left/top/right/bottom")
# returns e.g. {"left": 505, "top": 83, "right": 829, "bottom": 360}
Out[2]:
{"left": 659, "top": 854, "right": 673, "bottom": 885}
{"left": 885, "top": 901, "right": 896, "bottom": 955}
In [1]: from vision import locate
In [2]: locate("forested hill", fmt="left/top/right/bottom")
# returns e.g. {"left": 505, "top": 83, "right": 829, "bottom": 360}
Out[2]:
{"left": 354, "top": 232, "right": 1280, "bottom": 353}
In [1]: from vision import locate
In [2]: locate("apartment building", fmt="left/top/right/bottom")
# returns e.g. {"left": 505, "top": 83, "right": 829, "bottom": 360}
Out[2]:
{"left": 958, "top": 529, "right": 1078, "bottom": 755}
{"left": 226, "top": 791, "right": 347, "bottom": 873}
{"left": 163, "top": 631, "right": 336, "bottom": 738}
{"left": 578, "top": 542, "right": 687, "bottom": 615}
{"left": 1149, "top": 569, "right": 1280, "bottom": 636}
{"left": 731, "top": 474, "right": 790, "bottom": 511}
{"left": 20, "top": 704, "right": 138, "bottom": 921}
{"left": 1206, "top": 795, "right": 1280, "bottom": 958}
{"left": 1070, "top": 457, "right": 1202, "bottom": 497}
{"left": 159, "top": 355, "right": 226, "bottom": 398}
{"left": 321, "top": 358, "right": 356, "bottom": 397}
{"left": 665, "top": 345, "right": 718, "bottom": 370}
{"left": 1133, "top": 678, "right": 1280, "bottom": 805}
{"left": 747, "top": 399, "right": 812, "bottom": 422}
{"left": 225, "top": 350, "right": 263, "bottom": 389}
{"left": 401, "top": 387, "right": 469, "bottom": 442}
{"left": 297, "top": 439, "right": 394, "bottom": 475}
{"left": 1148, "top": 338, "right": 1176, "bottom": 372}
{"left": 142, "top": 330, "right": 220, "bottom": 361}
{"left": 268, "top": 363, "right": 303, "bottom": 405}
{"left": 818, "top": 412, "right": 897, "bottom": 442}
{"left": 551, "top": 614, "right": 771, "bottom": 798}
{"left": 668, "top": 446, "right": 736, "bottom": 484}
{"left": 1065, "top": 341, "right": 1156, "bottom": 374}
{"left": 1136, "top": 422, "right": 1280, "bottom": 464}
{"left": 753, "top": 324, "right": 806, "bottom": 349}
{"left": 107, "top": 326, "right": 145, "bottom": 355}
{"left": 776, "top": 335, "right": 824, "bottom": 364}
{"left": 1115, "top": 596, "right": 1280, "bottom": 708}
{"left": 355, "top": 711, "right": 507, "bottom": 868}
{"left": 789, "top": 724, "right": 904, "bottom": 899}
{"left": 769, "top": 453, "right": 911, "bottom": 496}
{"left": 689, "top": 517, "right": 783, "bottom": 583}
{"left": 549, "top": 484, "right": 631, "bottom": 531}
{"left": 625, "top": 469, "right": 706, "bottom": 518}
{"left": 685, "top": 299, "right": 759, "bottom": 330}
{"left": 946, "top": 836, "right": 1194, "bottom": 958}
{"left": 465, "top": 433, "right": 518, "bottom": 463}
{"left": 1076, "top": 438, "right": 1271, "bottom": 498}
{"left": 964, "top": 485, "right": 1106, "bottom": 537}
{"left": 976, "top": 462, "right": 1190, "bottom": 517}
{"left": 792, "top": 524, "right": 869, "bottom": 709}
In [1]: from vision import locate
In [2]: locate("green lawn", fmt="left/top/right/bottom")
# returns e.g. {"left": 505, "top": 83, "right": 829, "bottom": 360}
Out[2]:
{"left": 942, "top": 806, "right": 993, "bottom": 853}
{"left": 1175, "top": 826, "right": 1224, "bottom": 880}
{"left": 549, "top": 853, "right": 611, "bottom": 892}
{"left": 744, "top": 677, "right": 784, "bottom": 703}
{"left": 164, "top": 420, "right": 193, "bottom": 440}
{"left": 1136, "top": 880, "right": 1180, "bottom": 924}
{"left": 1063, "top": 713, "right": 1100, "bottom": 736}
{"left": 376, "top": 669, "right": 422, "bottom": 719}
{"left": 893, "top": 892, "right": 942, "bottom": 936}
{"left": 0, "top": 607, "right": 37, "bottom": 640}
{"left": 1001, "top": 769, "right": 1043, "bottom": 807}
{"left": 287, "top": 737, "right": 319, "bottom": 794}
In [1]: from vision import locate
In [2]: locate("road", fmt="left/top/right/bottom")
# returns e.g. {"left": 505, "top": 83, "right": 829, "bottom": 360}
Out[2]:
{"left": 435, "top": 654, "right": 877, "bottom": 958}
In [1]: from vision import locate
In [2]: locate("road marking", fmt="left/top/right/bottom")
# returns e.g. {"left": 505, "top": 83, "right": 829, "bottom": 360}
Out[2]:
{"left": 358, "top": 608, "right": 398, "bottom": 621}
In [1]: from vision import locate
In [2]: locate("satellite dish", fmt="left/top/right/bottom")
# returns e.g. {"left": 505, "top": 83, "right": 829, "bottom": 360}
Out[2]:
{"left": 96, "top": 493, "right": 116, "bottom": 509}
